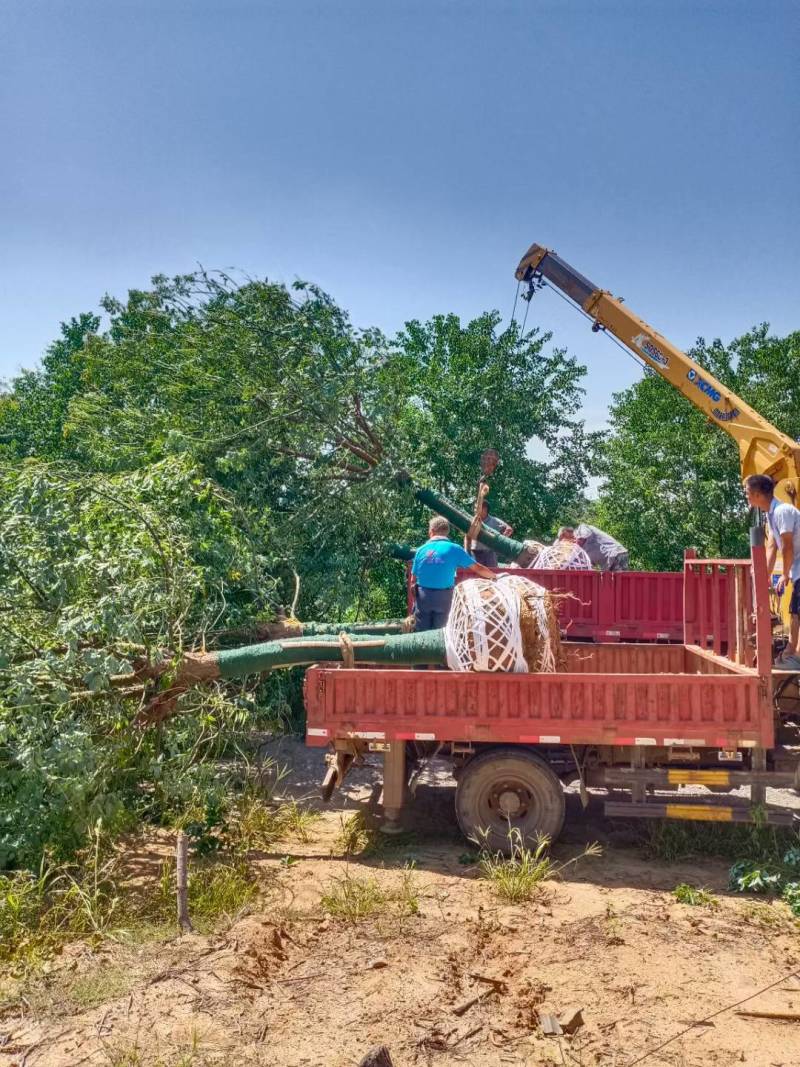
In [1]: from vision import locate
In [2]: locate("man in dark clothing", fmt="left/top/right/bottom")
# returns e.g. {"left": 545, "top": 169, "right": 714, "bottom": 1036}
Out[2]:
{"left": 468, "top": 501, "right": 514, "bottom": 568}
{"left": 574, "top": 523, "right": 630, "bottom": 572}
{"left": 412, "top": 516, "right": 495, "bottom": 632}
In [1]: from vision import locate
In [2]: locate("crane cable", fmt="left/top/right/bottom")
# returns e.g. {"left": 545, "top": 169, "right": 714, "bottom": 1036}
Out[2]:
{"left": 512, "top": 272, "right": 650, "bottom": 377}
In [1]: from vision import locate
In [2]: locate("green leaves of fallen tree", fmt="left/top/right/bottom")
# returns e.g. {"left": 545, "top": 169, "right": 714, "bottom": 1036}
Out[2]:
{"left": 0, "top": 458, "right": 274, "bottom": 869}
{"left": 0, "top": 271, "right": 593, "bottom": 869}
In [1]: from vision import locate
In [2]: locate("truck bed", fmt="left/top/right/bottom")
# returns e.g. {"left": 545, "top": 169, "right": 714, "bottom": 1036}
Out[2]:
{"left": 305, "top": 640, "right": 772, "bottom": 752}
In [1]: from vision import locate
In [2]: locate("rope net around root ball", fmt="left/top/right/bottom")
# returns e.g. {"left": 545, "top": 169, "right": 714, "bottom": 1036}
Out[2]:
{"left": 444, "top": 577, "right": 562, "bottom": 673}
{"left": 533, "top": 541, "right": 593, "bottom": 571}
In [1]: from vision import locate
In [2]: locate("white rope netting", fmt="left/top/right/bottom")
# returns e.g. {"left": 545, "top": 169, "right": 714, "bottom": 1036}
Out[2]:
{"left": 533, "top": 541, "right": 592, "bottom": 571}
{"left": 444, "top": 577, "right": 559, "bottom": 674}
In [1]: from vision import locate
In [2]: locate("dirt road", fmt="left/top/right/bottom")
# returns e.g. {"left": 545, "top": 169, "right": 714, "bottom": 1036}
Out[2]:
{"left": 3, "top": 739, "right": 800, "bottom": 1067}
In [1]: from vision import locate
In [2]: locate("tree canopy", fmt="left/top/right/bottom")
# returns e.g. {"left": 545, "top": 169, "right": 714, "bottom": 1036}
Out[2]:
{"left": 0, "top": 270, "right": 593, "bottom": 868}
{"left": 594, "top": 326, "right": 800, "bottom": 569}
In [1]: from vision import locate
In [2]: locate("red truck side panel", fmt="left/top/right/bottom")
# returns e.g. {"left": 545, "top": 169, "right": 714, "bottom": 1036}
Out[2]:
{"left": 304, "top": 645, "right": 771, "bottom": 752}
{"left": 451, "top": 568, "right": 687, "bottom": 642}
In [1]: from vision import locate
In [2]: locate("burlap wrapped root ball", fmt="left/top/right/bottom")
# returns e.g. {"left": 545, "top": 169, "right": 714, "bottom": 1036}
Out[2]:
{"left": 444, "top": 575, "right": 563, "bottom": 673}
{"left": 533, "top": 540, "right": 592, "bottom": 571}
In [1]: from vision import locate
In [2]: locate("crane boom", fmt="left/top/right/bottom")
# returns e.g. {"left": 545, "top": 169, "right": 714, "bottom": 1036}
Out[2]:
{"left": 515, "top": 243, "right": 800, "bottom": 502}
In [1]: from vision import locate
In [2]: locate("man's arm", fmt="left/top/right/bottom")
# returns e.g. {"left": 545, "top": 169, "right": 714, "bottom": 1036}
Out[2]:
{"left": 766, "top": 535, "right": 777, "bottom": 577}
{"left": 467, "top": 561, "right": 496, "bottom": 580}
{"left": 778, "top": 531, "right": 794, "bottom": 594}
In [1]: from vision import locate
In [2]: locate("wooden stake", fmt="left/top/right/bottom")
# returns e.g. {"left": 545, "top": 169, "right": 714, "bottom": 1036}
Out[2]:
{"left": 176, "top": 831, "right": 193, "bottom": 933}
{"left": 734, "top": 1009, "right": 800, "bottom": 1022}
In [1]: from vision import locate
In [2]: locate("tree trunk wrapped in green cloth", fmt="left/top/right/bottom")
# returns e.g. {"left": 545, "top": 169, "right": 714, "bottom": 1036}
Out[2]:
{"left": 218, "top": 617, "right": 412, "bottom": 644}
{"left": 138, "top": 576, "right": 562, "bottom": 725}
{"left": 396, "top": 475, "right": 543, "bottom": 566}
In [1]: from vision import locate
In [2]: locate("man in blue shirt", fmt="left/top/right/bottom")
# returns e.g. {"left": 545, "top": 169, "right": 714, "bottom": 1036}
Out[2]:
{"left": 412, "top": 515, "right": 495, "bottom": 632}
{"left": 745, "top": 474, "right": 800, "bottom": 668}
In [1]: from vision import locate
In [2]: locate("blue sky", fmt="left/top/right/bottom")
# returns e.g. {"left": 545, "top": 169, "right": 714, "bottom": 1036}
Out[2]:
{"left": 1, "top": 0, "right": 797, "bottom": 435}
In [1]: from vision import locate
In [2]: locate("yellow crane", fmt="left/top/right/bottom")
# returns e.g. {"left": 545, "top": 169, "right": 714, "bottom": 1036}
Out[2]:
{"left": 514, "top": 243, "right": 800, "bottom": 504}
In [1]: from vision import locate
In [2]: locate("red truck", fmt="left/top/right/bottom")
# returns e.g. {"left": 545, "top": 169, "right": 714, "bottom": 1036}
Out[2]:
{"left": 306, "top": 530, "right": 800, "bottom": 850}
{"left": 407, "top": 563, "right": 688, "bottom": 644}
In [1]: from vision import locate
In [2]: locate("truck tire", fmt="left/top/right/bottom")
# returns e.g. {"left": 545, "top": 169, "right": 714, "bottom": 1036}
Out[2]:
{"left": 455, "top": 747, "right": 565, "bottom": 853}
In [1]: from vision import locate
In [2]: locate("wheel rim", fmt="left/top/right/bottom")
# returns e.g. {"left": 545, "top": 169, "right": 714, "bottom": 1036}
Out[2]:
{"left": 475, "top": 771, "right": 543, "bottom": 835}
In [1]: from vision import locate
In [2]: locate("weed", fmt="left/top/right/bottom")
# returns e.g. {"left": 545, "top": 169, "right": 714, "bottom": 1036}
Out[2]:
{"left": 604, "top": 902, "right": 624, "bottom": 945}
{"left": 398, "top": 865, "right": 420, "bottom": 915}
{"left": 0, "top": 822, "right": 124, "bottom": 966}
{"left": 320, "top": 866, "right": 421, "bottom": 923}
{"left": 229, "top": 791, "right": 319, "bottom": 852}
{"left": 741, "top": 900, "right": 786, "bottom": 927}
{"left": 105, "top": 1045, "right": 144, "bottom": 1067}
{"left": 477, "top": 828, "right": 601, "bottom": 904}
{"left": 58, "top": 964, "right": 138, "bottom": 1011}
{"left": 672, "top": 883, "right": 719, "bottom": 908}
{"left": 320, "top": 873, "right": 388, "bottom": 922}
{"left": 335, "top": 812, "right": 415, "bottom": 857}
{"left": 336, "top": 812, "right": 371, "bottom": 856}
{"left": 2, "top": 821, "right": 260, "bottom": 968}
{"left": 155, "top": 857, "right": 257, "bottom": 928}
{"left": 643, "top": 819, "right": 799, "bottom": 865}
{"left": 275, "top": 798, "right": 320, "bottom": 843}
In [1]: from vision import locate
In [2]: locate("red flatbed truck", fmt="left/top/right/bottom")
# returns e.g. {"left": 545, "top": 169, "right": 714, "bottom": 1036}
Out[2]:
{"left": 306, "top": 529, "right": 800, "bottom": 850}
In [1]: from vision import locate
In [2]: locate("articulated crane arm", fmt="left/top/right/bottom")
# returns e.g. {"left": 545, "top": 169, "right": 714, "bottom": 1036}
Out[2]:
{"left": 515, "top": 243, "right": 800, "bottom": 502}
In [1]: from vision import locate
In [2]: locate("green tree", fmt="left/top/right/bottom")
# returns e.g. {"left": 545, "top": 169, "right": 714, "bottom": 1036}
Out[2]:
{"left": 596, "top": 326, "right": 800, "bottom": 570}
{"left": 0, "top": 313, "right": 100, "bottom": 460}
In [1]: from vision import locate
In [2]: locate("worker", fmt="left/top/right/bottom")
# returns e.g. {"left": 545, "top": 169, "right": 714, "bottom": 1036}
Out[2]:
{"left": 469, "top": 500, "right": 513, "bottom": 568}
{"left": 744, "top": 474, "right": 800, "bottom": 668}
{"left": 412, "top": 516, "right": 495, "bottom": 633}
{"left": 574, "top": 523, "right": 630, "bottom": 572}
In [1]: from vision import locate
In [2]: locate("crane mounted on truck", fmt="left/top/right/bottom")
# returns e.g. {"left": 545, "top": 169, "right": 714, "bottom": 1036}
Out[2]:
{"left": 514, "top": 243, "right": 800, "bottom": 503}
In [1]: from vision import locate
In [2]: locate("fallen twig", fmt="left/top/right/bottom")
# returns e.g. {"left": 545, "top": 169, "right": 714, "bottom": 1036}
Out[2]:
{"left": 734, "top": 1009, "right": 800, "bottom": 1022}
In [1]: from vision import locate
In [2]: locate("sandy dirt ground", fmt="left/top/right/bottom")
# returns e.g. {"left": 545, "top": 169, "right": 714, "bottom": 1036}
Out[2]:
{"left": 3, "top": 739, "right": 800, "bottom": 1067}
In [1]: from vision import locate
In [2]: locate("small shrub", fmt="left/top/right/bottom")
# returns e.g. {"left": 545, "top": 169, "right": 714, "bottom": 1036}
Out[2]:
{"left": 478, "top": 829, "right": 601, "bottom": 904}
{"left": 781, "top": 882, "right": 800, "bottom": 917}
{"left": 274, "top": 799, "right": 320, "bottom": 843}
{"left": 728, "top": 847, "right": 800, "bottom": 917}
{"left": 672, "top": 883, "right": 719, "bottom": 908}
{"left": 229, "top": 791, "right": 319, "bottom": 853}
{"left": 320, "top": 866, "right": 421, "bottom": 923}
{"left": 321, "top": 874, "right": 388, "bottom": 922}
{"left": 335, "top": 812, "right": 372, "bottom": 856}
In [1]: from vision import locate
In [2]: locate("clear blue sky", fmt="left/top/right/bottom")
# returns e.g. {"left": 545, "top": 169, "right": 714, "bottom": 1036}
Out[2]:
{"left": 1, "top": 0, "right": 797, "bottom": 433}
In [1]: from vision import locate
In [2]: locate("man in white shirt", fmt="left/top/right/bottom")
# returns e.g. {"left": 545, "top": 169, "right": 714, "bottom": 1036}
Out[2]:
{"left": 745, "top": 474, "right": 800, "bottom": 668}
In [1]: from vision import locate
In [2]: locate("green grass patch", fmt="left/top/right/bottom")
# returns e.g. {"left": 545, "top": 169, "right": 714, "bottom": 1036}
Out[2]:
{"left": 672, "top": 883, "right": 719, "bottom": 908}
{"left": 334, "top": 812, "right": 416, "bottom": 858}
{"left": 229, "top": 792, "right": 320, "bottom": 852}
{"left": 320, "top": 866, "right": 420, "bottom": 923}
{"left": 0, "top": 823, "right": 261, "bottom": 970}
{"left": 478, "top": 829, "right": 601, "bottom": 904}
{"left": 642, "top": 818, "right": 799, "bottom": 865}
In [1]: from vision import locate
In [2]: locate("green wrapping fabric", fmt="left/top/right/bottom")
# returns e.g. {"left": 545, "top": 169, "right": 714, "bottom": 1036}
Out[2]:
{"left": 294, "top": 621, "right": 408, "bottom": 636}
{"left": 214, "top": 627, "right": 446, "bottom": 678}
{"left": 412, "top": 485, "right": 526, "bottom": 563}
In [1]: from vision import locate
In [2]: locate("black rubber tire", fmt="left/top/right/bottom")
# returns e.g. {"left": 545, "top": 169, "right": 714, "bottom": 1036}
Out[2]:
{"left": 455, "top": 747, "right": 566, "bottom": 853}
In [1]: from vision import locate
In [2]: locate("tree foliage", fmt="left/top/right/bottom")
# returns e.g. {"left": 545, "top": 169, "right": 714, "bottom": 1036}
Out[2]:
{"left": 0, "top": 271, "right": 593, "bottom": 868}
{"left": 595, "top": 326, "right": 800, "bottom": 570}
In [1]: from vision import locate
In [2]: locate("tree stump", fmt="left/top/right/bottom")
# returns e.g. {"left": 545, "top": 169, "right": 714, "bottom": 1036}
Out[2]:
{"left": 358, "top": 1047, "right": 393, "bottom": 1067}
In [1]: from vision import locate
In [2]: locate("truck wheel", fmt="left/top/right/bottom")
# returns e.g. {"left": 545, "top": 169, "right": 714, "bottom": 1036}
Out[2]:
{"left": 455, "top": 747, "right": 565, "bottom": 853}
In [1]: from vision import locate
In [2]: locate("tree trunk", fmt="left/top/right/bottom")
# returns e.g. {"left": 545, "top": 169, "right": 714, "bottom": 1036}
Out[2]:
{"left": 410, "top": 483, "right": 529, "bottom": 564}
